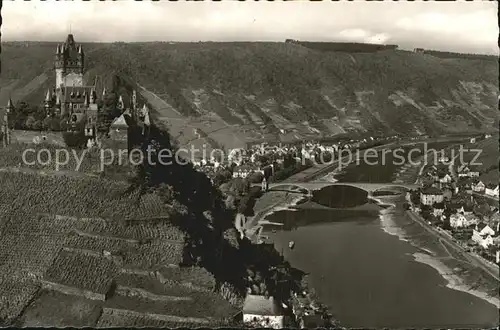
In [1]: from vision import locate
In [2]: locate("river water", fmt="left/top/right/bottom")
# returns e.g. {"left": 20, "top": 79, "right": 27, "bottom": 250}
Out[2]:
{"left": 263, "top": 144, "right": 499, "bottom": 328}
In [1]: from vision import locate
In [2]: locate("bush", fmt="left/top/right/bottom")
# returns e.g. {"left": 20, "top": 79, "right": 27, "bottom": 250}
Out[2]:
{"left": 62, "top": 131, "right": 88, "bottom": 148}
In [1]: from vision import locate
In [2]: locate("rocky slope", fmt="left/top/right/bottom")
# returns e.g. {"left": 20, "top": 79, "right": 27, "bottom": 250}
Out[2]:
{"left": 2, "top": 41, "right": 498, "bottom": 149}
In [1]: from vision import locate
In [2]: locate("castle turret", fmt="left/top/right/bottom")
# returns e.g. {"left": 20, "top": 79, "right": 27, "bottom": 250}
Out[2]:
{"left": 117, "top": 95, "right": 125, "bottom": 112}
{"left": 91, "top": 88, "right": 97, "bottom": 104}
{"left": 44, "top": 89, "right": 52, "bottom": 113}
{"left": 83, "top": 91, "right": 89, "bottom": 107}
{"left": 45, "top": 89, "right": 51, "bottom": 102}
{"left": 3, "top": 98, "right": 13, "bottom": 146}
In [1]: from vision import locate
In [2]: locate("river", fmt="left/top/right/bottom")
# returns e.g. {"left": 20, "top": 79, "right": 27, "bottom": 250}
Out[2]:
{"left": 262, "top": 143, "right": 499, "bottom": 328}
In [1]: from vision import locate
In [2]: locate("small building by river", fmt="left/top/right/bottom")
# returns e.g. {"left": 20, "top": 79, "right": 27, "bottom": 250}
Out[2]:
{"left": 242, "top": 294, "right": 285, "bottom": 329}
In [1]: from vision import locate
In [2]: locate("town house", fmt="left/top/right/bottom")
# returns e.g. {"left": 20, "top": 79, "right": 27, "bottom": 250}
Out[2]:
{"left": 420, "top": 187, "right": 444, "bottom": 206}
{"left": 472, "top": 181, "right": 486, "bottom": 192}
{"left": 463, "top": 214, "right": 480, "bottom": 227}
{"left": 438, "top": 173, "right": 452, "bottom": 184}
{"left": 457, "top": 204, "right": 474, "bottom": 215}
{"left": 472, "top": 223, "right": 496, "bottom": 248}
{"left": 437, "top": 155, "right": 450, "bottom": 163}
{"left": 450, "top": 213, "right": 467, "bottom": 228}
{"left": 458, "top": 165, "right": 470, "bottom": 178}
{"left": 233, "top": 164, "right": 263, "bottom": 179}
{"left": 485, "top": 184, "right": 499, "bottom": 198}
{"left": 432, "top": 202, "right": 445, "bottom": 218}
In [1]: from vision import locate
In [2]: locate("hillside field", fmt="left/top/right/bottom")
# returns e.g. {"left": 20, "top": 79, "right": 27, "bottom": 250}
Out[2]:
{"left": 2, "top": 41, "right": 498, "bottom": 150}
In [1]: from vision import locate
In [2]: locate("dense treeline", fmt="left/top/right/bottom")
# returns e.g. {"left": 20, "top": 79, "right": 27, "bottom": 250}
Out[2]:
{"left": 7, "top": 102, "right": 67, "bottom": 132}
{"left": 419, "top": 49, "right": 497, "bottom": 61}
{"left": 128, "top": 122, "right": 304, "bottom": 303}
{"left": 286, "top": 40, "right": 399, "bottom": 53}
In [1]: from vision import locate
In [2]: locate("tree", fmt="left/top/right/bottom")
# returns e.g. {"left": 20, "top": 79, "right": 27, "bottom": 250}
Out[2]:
{"left": 59, "top": 119, "right": 69, "bottom": 131}
{"left": 25, "top": 116, "right": 36, "bottom": 130}
{"left": 228, "top": 178, "right": 250, "bottom": 196}
{"left": 257, "top": 155, "right": 270, "bottom": 166}
{"left": 42, "top": 117, "right": 52, "bottom": 131}
{"left": 410, "top": 191, "right": 421, "bottom": 205}
{"left": 49, "top": 118, "right": 61, "bottom": 131}
{"left": 213, "top": 169, "right": 232, "bottom": 187}
{"left": 98, "top": 92, "right": 120, "bottom": 132}
{"left": 62, "top": 131, "right": 87, "bottom": 148}
{"left": 421, "top": 206, "right": 431, "bottom": 220}
{"left": 442, "top": 217, "right": 451, "bottom": 230}
{"left": 283, "top": 154, "right": 296, "bottom": 169}
{"left": 224, "top": 195, "right": 237, "bottom": 210}
{"left": 158, "top": 183, "right": 175, "bottom": 202}
{"left": 32, "top": 120, "right": 43, "bottom": 131}
{"left": 247, "top": 171, "right": 264, "bottom": 184}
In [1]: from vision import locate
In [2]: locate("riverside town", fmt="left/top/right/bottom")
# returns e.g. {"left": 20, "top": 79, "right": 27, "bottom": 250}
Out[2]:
{"left": 0, "top": 1, "right": 498, "bottom": 328}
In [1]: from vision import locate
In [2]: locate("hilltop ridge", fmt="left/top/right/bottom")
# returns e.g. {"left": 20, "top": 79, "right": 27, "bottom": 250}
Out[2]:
{"left": 2, "top": 41, "right": 498, "bottom": 149}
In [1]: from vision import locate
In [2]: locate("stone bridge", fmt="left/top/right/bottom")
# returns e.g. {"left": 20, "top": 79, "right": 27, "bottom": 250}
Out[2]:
{"left": 253, "top": 181, "right": 419, "bottom": 196}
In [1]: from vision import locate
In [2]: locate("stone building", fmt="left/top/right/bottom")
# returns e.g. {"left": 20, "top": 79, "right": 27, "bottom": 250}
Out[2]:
{"left": 242, "top": 294, "right": 285, "bottom": 329}
{"left": 46, "top": 34, "right": 100, "bottom": 141}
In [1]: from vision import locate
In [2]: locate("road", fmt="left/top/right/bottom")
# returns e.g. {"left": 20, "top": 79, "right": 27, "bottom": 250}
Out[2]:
{"left": 406, "top": 210, "right": 499, "bottom": 280}
{"left": 472, "top": 191, "right": 499, "bottom": 202}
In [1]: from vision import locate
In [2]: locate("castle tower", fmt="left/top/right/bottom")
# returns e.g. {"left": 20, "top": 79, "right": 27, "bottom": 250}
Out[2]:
{"left": 54, "top": 34, "right": 85, "bottom": 91}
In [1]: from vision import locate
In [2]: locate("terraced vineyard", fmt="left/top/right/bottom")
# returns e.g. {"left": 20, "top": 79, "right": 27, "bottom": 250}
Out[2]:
{"left": 44, "top": 250, "right": 118, "bottom": 296}
{"left": 157, "top": 265, "right": 216, "bottom": 290}
{"left": 0, "top": 172, "right": 176, "bottom": 219}
{"left": 96, "top": 308, "right": 228, "bottom": 328}
{"left": 0, "top": 162, "right": 238, "bottom": 327}
{"left": 105, "top": 291, "right": 234, "bottom": 319}
{"left": 0, "top": 277, "right": 41, "bottom": 325}
{"left": 0, "top": 234, "right": 62, "bottom": 278}
{"left": 18, "top": 290, "right": 103, "bottom": 327}
{"left": 121, "top": 241, "right": 185, "bottom": 270}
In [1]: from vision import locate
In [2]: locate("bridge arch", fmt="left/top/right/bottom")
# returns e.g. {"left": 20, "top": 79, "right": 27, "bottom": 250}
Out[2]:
{"left": 265, "top": 182, "right": 419, "bottom": 194}
{"left": 370, "top": 184, "right": 418, "bottom": 193}
{"left": 266, "top": 183, "right": 312, "bottom": 195}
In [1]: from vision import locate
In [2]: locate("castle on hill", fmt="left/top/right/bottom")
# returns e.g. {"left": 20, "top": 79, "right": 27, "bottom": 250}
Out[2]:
{"left": 2, "top": 33, "right": 151, "bottom": 148}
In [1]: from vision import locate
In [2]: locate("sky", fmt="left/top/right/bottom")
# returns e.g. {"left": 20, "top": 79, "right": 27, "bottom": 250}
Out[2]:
{"left": 2, "top": 0, "right": 498, "bottom": 54}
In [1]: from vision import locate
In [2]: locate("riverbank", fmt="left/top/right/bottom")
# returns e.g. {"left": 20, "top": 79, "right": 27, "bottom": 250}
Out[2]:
{"left": 381, "top": 152, "right": 500, "bottom": 309}
{"left": 404, "top": 210, "right": 499, "bottom": 308}
{"left": 247, "top": 138, "right": 500, "bottom": 327}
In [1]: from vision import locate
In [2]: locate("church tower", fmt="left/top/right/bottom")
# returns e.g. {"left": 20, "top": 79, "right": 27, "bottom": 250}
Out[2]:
{"left": 54, "top": 34, "right": 85, "bottom": 91}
